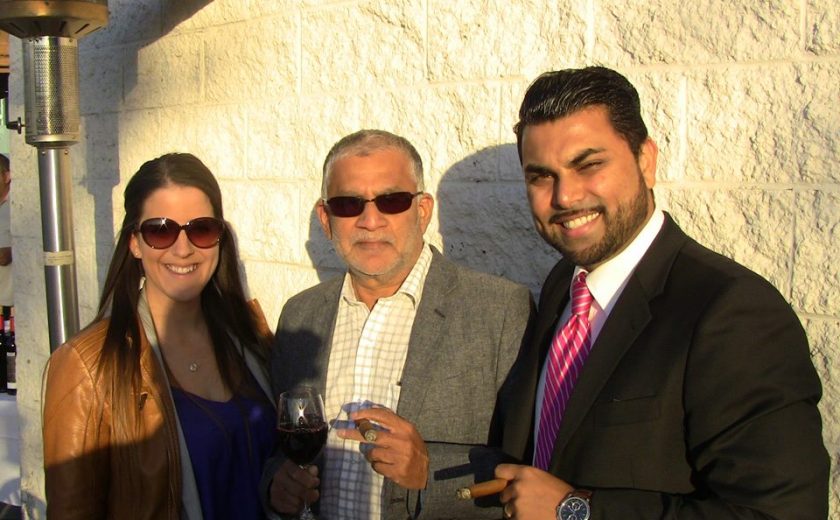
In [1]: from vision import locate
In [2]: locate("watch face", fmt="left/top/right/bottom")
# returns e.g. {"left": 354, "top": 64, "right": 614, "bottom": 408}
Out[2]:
{"left": 558, "top": 496, "right": 590, "bottom": 520}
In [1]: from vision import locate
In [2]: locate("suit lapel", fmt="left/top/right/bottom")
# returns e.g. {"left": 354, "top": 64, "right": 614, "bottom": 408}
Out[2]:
{"left": 274, "top": 276, "right": 343, "bottom": 396}
{"left": 310, "top": 286, "right": 340, "bottom": 393}
{"left": 502, "top": 262, "right": 573, "bottom": 461}
{"left": 396, "top": 252, "right": 454, "bottom": 421}
{"left": 536, "top": 267, "right": 575, "bottom": 361}
{"left": 547, "top": 276, "right": 652, "bottom": 470}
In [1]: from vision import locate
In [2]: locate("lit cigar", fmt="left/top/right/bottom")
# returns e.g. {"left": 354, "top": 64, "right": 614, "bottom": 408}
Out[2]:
{"left": 355, "top": 419, "right": 378, "bottom": 442}
{"left": 455, "top": 478, "right": 508, "bottom": 500}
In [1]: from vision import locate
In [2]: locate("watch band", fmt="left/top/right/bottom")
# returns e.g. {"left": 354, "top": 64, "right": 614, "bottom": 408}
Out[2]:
{"left": 566, "top": 489, "right": 592, "bottom": 501}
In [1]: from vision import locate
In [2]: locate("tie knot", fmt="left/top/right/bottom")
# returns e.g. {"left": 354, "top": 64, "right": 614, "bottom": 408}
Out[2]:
{"left": 571, "top": 272, "right": 593, "bottom": 317}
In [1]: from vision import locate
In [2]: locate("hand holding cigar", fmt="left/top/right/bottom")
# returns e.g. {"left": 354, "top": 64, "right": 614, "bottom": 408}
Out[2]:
{"left": 455, "top": 478, "right": 508, "bottom": 499}
{"left": 355, "top": 418, "right": 378, "bottom": 442}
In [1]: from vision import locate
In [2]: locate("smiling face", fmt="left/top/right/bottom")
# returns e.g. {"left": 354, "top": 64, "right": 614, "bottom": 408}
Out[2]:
{"left": 521, "top": 105, "right": 658, "bottom": 271}
{"left": 316, "top": 147, "right": 433, "bottom": 291}
{"left": 129, "top": 184, "right": 220, "bottom": 311}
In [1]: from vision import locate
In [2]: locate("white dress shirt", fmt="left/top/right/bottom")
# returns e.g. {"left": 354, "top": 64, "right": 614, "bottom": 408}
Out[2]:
{"left": 321, "top": 244, "right": 433, "bottom": 519}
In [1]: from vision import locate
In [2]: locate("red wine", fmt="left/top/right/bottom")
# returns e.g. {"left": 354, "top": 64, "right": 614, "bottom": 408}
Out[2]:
{"left": 277, "top": 423, "right": 328, "bottom": 465}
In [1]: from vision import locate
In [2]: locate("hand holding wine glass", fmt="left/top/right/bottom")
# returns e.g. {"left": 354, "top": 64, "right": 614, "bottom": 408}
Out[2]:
{"left": 276, "top": 387, "right": 328, "bottom": 520}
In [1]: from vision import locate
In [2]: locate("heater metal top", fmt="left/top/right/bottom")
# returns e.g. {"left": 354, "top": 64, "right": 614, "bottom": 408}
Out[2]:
{"left": 0, "top": 0, "right": 108, "bottom": 39}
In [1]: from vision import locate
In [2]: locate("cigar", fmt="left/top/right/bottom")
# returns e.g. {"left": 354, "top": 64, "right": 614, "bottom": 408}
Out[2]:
{"left": 355, "top": 419, "right": 378, "bottom": 442}
{"left": 455, "top": 478, "right": 508, "bottom": 500}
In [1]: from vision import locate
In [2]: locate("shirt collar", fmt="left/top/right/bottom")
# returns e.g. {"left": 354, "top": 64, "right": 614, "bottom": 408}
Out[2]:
{"left": 340, "top": 242, "right": 433, "bottom": 309}
{"left": 575, "top": 208, "right": 664, "bottom": 314}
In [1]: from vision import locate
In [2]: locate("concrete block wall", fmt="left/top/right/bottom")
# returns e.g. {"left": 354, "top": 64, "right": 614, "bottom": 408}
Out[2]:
{"left": 6, "top": 0, "right": 838, "bottom": 517}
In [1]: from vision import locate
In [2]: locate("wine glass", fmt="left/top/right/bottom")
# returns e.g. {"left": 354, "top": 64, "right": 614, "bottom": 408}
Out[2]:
{"left": 276, "top": 387, "right": 328, "bottom": 520}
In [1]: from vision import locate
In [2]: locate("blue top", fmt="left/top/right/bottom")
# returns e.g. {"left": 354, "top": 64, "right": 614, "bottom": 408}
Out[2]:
{"left": 172, "top": 386, "right": 276, "bottom": 520}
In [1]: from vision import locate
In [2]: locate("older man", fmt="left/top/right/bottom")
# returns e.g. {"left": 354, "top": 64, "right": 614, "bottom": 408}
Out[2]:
{"left": 264, "top": 130, "right": 533, "bottom": 519}
{"left": 495, "top": 66, "right": 829, "bottom": 519}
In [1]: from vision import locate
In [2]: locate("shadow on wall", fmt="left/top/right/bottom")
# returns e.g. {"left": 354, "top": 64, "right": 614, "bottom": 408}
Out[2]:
{"left": 78, "top": 0, "right": 213, "bottom": 293}
{"left": 10, "top": 410, "right": 44, "bottom": 519}
{"left": 225, "top": 224, "right": 255, "bottom": 300}
{"left": 304, "top": 202, "right": 345, "bottom": 284}
{"left": 436, "top": 144, "right": 557, "bottom": 297}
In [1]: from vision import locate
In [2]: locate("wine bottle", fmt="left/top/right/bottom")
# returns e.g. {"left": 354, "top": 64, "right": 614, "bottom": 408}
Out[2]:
{"left": 4, "top": 314, "right": 14, "bottom": 396}
{"left": 0, "top": 314, "right": 7, "bottom": 394}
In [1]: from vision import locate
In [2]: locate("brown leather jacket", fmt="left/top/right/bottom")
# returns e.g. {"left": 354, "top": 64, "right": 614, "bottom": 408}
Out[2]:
{"left": 43, "top": 302, "right": 272, "bottom": 519}
{"left": 43, "top": 318, "right": 183, "bottom": 519}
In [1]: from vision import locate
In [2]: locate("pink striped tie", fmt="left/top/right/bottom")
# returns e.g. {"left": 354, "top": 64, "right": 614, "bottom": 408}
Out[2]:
{"left": 534, "top": 271, "right": 594, "bottom": 471}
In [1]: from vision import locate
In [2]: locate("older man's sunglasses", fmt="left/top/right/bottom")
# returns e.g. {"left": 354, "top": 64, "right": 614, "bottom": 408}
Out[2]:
{"left": 136, "top": 217, "right": 225, "bottom": 249}
{"left": 323, "top": 191, "right": 423, "bottom": 218}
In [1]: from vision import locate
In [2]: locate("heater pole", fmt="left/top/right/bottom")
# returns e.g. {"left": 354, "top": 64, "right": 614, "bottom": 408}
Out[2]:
{"left": 37, "top": 146, "right": 79, "bottom": 348}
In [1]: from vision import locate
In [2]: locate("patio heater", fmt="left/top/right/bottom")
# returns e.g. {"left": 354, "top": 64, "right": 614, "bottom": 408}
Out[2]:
{"left": 0, "top": 0, "right": 108, "bottom": 350}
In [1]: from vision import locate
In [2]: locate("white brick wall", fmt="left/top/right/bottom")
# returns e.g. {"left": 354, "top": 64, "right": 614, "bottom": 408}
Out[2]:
{"left": 7, "top": 0, "right": 838, "bottom": 516}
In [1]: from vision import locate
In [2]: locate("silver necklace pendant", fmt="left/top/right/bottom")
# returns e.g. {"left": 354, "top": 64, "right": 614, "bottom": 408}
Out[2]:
{"left": 188, "top": 362, "right": 199, "bottom": 373}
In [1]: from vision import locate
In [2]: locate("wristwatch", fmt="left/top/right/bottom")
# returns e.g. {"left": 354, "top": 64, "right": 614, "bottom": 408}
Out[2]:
{"left": 556, "top": 489, "right": 592, "bottom": 520}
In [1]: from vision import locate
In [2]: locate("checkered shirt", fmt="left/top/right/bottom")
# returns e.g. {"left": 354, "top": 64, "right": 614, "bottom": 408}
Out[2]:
{"left": 320, "top": 244, "right": 433, "bottom": 519}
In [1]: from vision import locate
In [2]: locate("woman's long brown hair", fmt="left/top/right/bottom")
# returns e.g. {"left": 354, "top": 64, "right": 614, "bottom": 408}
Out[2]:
{"left": 94, "top": 153, "right": 271, "bottom": 445}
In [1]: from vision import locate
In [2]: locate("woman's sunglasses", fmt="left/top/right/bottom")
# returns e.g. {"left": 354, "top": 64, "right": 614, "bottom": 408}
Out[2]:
{"left": 323, "top": 191, "right": 423, "bottom": 218}
{"left": 136, "top": 217, "right": 225, "bottom": 249}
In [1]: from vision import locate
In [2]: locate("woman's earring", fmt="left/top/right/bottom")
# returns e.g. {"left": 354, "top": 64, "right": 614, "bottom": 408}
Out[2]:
{"left": 138, "top": 275, "right": 146, "bottom": 291}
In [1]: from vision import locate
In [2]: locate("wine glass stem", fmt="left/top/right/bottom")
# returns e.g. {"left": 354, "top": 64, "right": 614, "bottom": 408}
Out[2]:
{"left": 299, "top": 465, "right": 316, "bottom": 520}
{"left": 300, "top": 504, "right": 315, "bottom": 520}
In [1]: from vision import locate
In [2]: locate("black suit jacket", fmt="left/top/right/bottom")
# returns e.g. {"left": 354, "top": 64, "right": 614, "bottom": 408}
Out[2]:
{"left": 499, "top": 214, "right": 829, "bottom": 519}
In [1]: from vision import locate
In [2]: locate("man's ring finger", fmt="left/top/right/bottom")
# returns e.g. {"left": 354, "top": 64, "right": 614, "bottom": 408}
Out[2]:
{"left": 357, "top": 419, "right": 378, "bottom": 442}
{"left": 503, "top": 502, "right": 513, "bottom": 519}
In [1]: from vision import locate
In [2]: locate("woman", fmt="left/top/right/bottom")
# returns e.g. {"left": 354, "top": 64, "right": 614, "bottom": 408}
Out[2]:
{"left": 43, "top": 153, "right": 276, "bottom": 519}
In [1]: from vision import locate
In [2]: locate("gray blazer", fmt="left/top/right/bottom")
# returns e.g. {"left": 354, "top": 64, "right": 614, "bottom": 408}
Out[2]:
{"left": 266, "top": 248, "right": 534, "bottom": 519}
